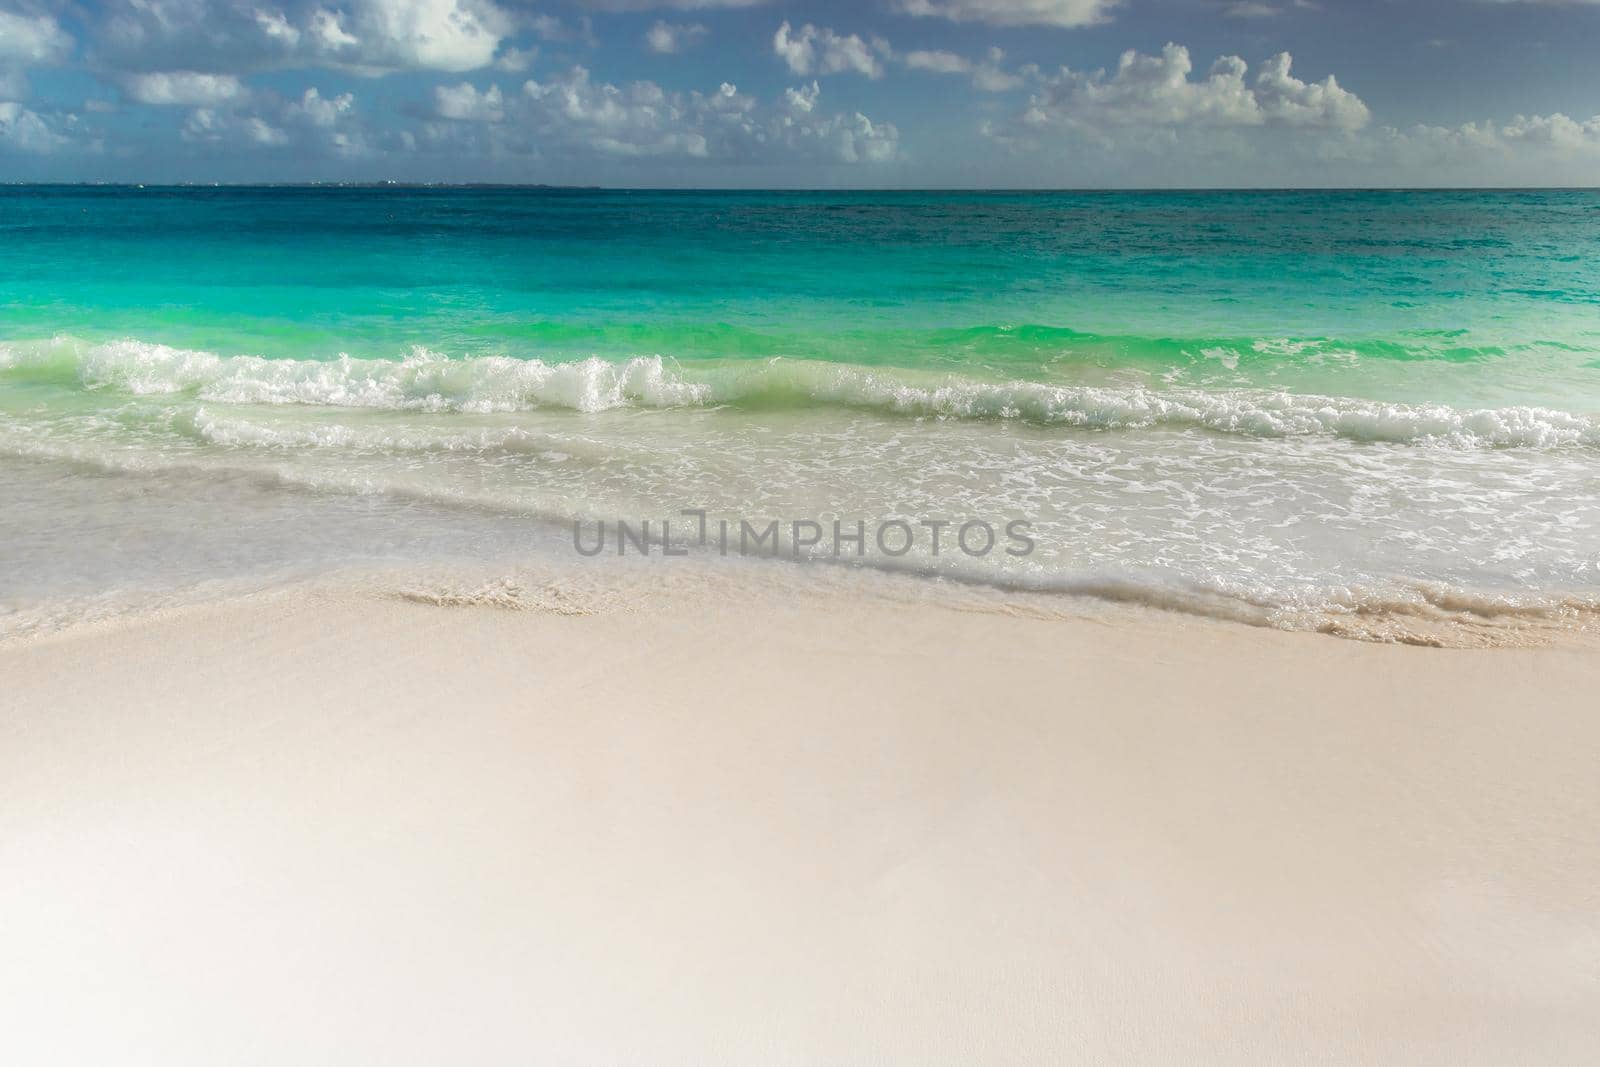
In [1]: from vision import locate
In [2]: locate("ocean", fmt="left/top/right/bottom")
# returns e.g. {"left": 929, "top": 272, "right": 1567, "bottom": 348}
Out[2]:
{"left": 3, "top": 186, "right": 1599, "bottom": 639}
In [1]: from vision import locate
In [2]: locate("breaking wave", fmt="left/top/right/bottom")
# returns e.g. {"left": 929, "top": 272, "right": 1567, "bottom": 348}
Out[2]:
{"left": 4, "top": 336, "right": 1600, "bottom": 449}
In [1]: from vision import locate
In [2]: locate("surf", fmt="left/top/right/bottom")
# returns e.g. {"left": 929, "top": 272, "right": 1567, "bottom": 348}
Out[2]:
{"left": 5, "top": 336, "right": 1599, "bottom": 450}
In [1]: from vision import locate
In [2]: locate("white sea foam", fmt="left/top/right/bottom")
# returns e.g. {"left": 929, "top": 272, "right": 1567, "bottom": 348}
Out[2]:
{"left": 182, "top": 408, "right": 577, "bottom": 457}
{"left": 6, "top": 334, "right": 1600, "bottom": 643}
{"left": 7, "top": 336, "right": 1594, "bottom": 448}
{"left": 39, "top": 340, "right": 710, "bottom": 413}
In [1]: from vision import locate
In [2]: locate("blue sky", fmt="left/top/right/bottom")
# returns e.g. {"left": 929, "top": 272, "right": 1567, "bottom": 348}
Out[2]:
{"left": 2, "top": 0, "right": 1600, "bottom": 185}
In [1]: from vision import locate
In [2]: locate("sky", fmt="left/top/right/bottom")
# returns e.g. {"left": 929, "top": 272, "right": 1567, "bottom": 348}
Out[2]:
{"left": 2, "top": 0, "right": 1600, "bottom": 186}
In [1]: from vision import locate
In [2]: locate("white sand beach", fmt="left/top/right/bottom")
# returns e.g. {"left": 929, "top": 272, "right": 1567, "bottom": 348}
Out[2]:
{"left": 3, "top": 576, "right": 1597, "bottom": 1065}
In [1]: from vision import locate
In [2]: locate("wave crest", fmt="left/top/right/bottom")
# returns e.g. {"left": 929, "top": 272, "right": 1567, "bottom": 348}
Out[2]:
{"left": 4, "top": 337, "right": 1598, "bottom": 449}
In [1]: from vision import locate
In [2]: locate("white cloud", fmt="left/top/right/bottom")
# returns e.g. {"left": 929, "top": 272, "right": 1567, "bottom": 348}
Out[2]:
{"left": 902, "top": 46, "right": 1029, "bottom": 92}
{"left": 516, "top": 68, "right": 714, "bottom": 157}
{"left": 893, "top": 0, "right": 1117, "bottom": 29}
{"left": 435, "top": 81, "right": 506, "bottom": 121}
{"left": 1224, "top": 1, "right": 1282, "bottom": 17}
{"left": 0, "top": 99, "right": 66, "bottom": 152}
{"left": 424, "top": 66, "right": 898, "bottom": 165}
{"left": 772, "top": 21, "right": 885, "bottom": 79}
{"left": 777, "top": 84, "right": 899, "bottom": 163}
{"left": 1252, "top": 52, "right": 1368, "bottom": 130}
{"left": 122, "top": 71, "right": 248, "bottom": 106}
{"left": 973, "top": 64, "right": 1026, "bottom": 93}
{"left": 903, "top": 50, "right": 970, "bottom": 75}
{"left": 95, "top": 0, "right": 514, "bottom": 76}
{"left": 0, "top": 10, "right": 73, "bottom": 65}
{"left": 179, "top": 86, "right": 369, "bottom": 155}
{"left": 0, "top": 9, "right": 73, "bottom": 104}
{"left": 287, "top": 86, "right": 355, "bottom": 127}
{"left": 494, "top": 46, "right": 536, "bottom": 72}
{"left": 1501, "top": 111, "right": 1600, "bottom": 147}
{"left": 246, "top": 116, "right": 290, "bottom": 145}
{"left": 332, "top": 0, "right": 511, "bottom": 72}
{"left": 1387, "top": 113, "right": 1600, "bottom": 157}
{"left": 1279, "top": 112, "right": 1600, "bottom": 186}
{"left": 1015, "top": 44, "right": 1368, "bottom": 135}
{"left": 971, "top": 51, "right": 1600, "bottom": 185}
{"left": 309, "top": 9, "right": 360, "bottom": 51}
{"left": 177, "top": 108, "right": 217, "bottom": 140}
{"left": 579, "top": 0, "right": 765, "bottom": 8}
{"left": 645, "top": 20, "right": 708, "bottom": 54}
{"left": 254, "top": 9, "right": 301, "bottom": 45}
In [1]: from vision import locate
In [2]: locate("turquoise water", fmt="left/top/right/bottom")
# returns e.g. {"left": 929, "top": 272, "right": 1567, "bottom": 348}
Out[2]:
{"left": 4, "top": 187, "right": 1600, "bottom": 637}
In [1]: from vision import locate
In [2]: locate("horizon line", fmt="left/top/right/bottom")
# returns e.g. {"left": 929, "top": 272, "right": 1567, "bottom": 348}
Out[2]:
{"left": 5, "top": 182, "right": 1600, "bottom": 193}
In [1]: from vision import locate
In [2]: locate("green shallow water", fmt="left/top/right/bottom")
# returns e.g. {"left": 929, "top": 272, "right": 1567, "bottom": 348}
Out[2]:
{"left": 5, "top": 186, "right": 1600, "bottom": 405}
{"left": 4, "top": 187, "right": 1600, "bottom": 636}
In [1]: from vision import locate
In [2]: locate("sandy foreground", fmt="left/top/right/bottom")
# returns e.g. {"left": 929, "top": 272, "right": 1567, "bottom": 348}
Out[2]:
{"left": 2, "top": 575, "right": 1598, "bottom": 1065}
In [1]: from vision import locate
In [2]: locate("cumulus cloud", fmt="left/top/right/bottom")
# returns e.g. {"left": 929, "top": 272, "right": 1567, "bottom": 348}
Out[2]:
{"left": 903, "top": 46, "right": 1030, "bottom": 91}
{"left": 351, "top": 0, "right": 510, "bottom": 71}
{"left": 94, "top": 0, "right": 513, "bottom": 76}
{"left": 494, "top": 46, "right": 536, "bottom": 71}
{"left": 184, "top": 108, "right": 288, "bottom": 146}
{"left": 423, "top": 67, "right": 898, "bottom": 164}
{"left": 968, "top": 46, "right": 1600, "bottom": 185}
{"left": 121, "top": 71, "right": 248, "bottom": 106}
{"left": 178, "top": 86, "right": 369, "bottom": 156}
{"left": 772, "top": 21, "right": 885, "bottom": 79}
{"left": 1500, "top": 111, "right": 1600, "bottom": 147}
{"left": 0, "top": 10, "right": 73, "bottom": 66}
{"left": 1385, "top": 113, "right": 1600, "bottom": 159}
{"left": 515, "top": 69, "right": 717, "bottom": 157}
{"left": 645, "top": 20, "right": 707, "bottom": 54}
{"left": 1014, "top": 43, "right": 1368, "bottom": 135}
{"left": 1251, "top": 52, "right": 1368, "bottom": 129}
{"left": 1250, "top": 111, "right": 1600, "bottom": 187}
{"left": 435, "top": 81, "right": 506, "bottom": 121}
{"left": 0, "top": 99, "right": 66, "bottom": 152}
{"left": 288, "top": 86, "right": 357, "bottom": 127}
{"left": 772, "top": 81, "right": 899, "bottom": 162}
{"left": 1, "top": 8, "right": 73, "bottom": 106}
{"left": 893, "top": 0, "right": 1118, "bottom": 29}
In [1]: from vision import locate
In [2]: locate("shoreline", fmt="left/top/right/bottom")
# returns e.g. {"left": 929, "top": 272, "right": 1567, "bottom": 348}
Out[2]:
{"left": 7, "top": 543, "right": 1599, "bottom": 648}
{"left": 4, "top": 576, "right": 1599, "bottom": 1063}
